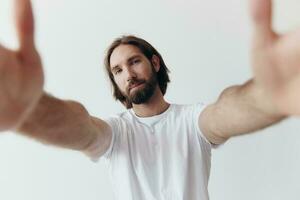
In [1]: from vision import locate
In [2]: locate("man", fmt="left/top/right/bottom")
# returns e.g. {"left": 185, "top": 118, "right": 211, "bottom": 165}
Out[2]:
{"left": 0, "top": 0, "right": 298, "bottom": 199}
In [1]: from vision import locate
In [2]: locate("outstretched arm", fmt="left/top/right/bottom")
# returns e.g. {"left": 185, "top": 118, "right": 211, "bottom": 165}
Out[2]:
{"left": 0, "top": 0, "right": 112, "bottom": 158}
{"left": 17, "top": 93, "right": 112, "bottom": 158}
{"left": 199, "top": 80, "right": 285, "bottom": 145}
{"left": 198, "top": 0, "right": 300, "bottom": 144}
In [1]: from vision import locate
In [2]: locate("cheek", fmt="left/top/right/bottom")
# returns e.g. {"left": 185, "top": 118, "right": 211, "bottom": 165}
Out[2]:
{"left": 143, "top": 68, "right": 155, "bottom": 80}
{"left": 137, "top": 66, "right": 153, "bottom": 79}
{"left": 114, "top": 77, "right": 126, "bottom": 91}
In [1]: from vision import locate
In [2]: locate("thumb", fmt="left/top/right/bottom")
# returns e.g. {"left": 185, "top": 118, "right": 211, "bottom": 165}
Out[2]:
{"left": 250, "top": 0, "right": 275, "bottom": 47}
{"left": 15, "top": 0, "right": 36, "bottom": 58}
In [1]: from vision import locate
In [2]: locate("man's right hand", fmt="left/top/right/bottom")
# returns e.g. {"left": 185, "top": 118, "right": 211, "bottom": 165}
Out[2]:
{"left": 0, "top": 0, "right": 44, "bottom": 131}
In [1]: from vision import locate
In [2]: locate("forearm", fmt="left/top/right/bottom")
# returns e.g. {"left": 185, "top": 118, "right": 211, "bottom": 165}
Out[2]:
{"left": 16, "top": 92, "right": 98, "bottom": 151}
{"left": 207, "top": 79, "right": 286, "bottom": 139}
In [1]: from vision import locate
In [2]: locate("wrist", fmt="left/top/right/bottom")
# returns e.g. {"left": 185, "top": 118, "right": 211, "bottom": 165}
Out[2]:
{"left": 13, "top": 91, "right": 44, "bottom": 132}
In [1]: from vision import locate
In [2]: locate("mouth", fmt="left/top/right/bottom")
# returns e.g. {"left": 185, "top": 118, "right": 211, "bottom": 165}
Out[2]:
{"left": 129, "top": 82, "right": 144, "bottom": 91}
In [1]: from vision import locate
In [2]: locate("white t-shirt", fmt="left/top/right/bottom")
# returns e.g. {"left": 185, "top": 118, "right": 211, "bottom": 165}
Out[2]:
{"left": 97, "top": 103, "right": 212, "bottom": 200}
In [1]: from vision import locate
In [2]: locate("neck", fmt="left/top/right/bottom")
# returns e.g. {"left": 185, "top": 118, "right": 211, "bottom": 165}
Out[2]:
{"left": 132, "top": 87, "right": 170, "bottom": 117}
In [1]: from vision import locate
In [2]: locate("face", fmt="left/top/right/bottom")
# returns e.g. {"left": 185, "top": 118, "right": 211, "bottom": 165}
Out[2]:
{"left": 110, "top": 44, "right": 160, "bottom": 105}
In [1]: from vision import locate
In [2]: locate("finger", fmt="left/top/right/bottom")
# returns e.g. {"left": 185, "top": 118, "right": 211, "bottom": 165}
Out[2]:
{"left": 250, "top": 0, "right": 275, "bottom": 47}
{"left": 14, "top": 0, "right": 36, "bottom": 57}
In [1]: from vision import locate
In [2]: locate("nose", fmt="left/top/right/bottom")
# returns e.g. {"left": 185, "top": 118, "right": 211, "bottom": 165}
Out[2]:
{"left": 124, "top": 67, "right": 137, "bottom": 82}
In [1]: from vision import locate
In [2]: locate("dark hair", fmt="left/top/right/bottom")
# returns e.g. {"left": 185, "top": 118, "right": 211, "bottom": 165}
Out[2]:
{"left": 104, "top": 35, "right": 170, "bottom": 109}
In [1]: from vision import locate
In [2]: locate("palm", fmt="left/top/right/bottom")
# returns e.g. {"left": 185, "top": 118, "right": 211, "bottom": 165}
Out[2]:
{"left": 0, "top": 0, "right": 44, "bottom": 130}
{"left": 0, "top": 46, "right": 43, "bottom": 106}
{"left": 251, "top": 0, "right": 300, "bottom": 115}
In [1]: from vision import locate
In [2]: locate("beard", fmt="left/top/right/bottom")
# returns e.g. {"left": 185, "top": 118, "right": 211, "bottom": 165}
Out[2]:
{"left": 124, "top": 70, "right": 158, "bottom": 105}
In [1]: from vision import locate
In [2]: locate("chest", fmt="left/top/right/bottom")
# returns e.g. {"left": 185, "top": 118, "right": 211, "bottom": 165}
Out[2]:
{"left": 118, "top": 120, "right": 200, "bottom": 169}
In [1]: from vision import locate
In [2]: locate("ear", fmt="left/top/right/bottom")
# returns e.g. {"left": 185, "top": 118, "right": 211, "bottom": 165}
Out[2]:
{"left": 151, "top": 55, "right": 160, "bottom": 72}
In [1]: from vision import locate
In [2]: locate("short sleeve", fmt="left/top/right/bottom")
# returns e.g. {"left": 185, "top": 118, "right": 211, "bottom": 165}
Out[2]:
{"left": 100, "top": 116, "right": 121, "bottom": 159}
{"left": 192, "top": 103, "right": 220, "bottom": 149}
{"left": 86, "top": 116, "right": 121, "bottom": 163}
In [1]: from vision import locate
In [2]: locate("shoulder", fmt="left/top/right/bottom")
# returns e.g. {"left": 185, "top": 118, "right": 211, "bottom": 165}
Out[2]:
{"left": 103, "top": 109, "right": 135, "bottom": 131}
{"left": 106, "top": 109, "right": 132, "bottom": 121}
{"left": 170, "top": 103, "right": 207, "bottom": 116}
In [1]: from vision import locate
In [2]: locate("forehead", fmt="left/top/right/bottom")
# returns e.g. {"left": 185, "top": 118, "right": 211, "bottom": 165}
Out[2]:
{"left": 110, "top": 44, "right": 144, "bottom": 68}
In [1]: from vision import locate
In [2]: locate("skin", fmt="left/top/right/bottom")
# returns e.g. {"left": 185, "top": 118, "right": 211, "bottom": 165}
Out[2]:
{"left": 109, "top": 44, "right": 170, "bottom": 117}
{"left": 0, "top": 0, "right": 43, "bottom": 131}
{"left": 0, "top": 0, "right": 297, "bottom": 156}
{"left": 250, "top": 0, "right": 300, "bottom": 115}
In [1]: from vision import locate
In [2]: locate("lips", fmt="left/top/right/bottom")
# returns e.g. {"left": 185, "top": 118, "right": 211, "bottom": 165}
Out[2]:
{"left": 129, "top": 82, "right": 144, "bottom": 91}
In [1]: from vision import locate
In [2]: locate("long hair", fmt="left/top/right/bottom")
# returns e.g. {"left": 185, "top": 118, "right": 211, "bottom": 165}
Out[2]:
{"left": 104, "top": 35, "right": 170, "bottom": 109}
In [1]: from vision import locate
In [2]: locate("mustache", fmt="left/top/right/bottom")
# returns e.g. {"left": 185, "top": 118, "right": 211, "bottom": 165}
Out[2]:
{"left": 127, "top": 78, "right": 145, "bottom": 92}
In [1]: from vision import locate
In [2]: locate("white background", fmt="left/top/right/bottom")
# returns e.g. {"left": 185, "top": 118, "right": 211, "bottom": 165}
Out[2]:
{"left": 0, "top": 0, "right": 300, "bottom": 199}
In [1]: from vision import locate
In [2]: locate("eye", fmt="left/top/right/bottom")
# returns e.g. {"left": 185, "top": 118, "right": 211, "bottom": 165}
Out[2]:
{"left": 132, "top": 59, "right": 140, "bottom": 65}
{"left": 114, "top": 68, "right": 122, "bottom": 75}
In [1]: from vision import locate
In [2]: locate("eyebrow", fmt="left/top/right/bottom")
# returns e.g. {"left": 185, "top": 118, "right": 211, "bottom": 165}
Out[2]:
{"left": 111, "top": 54, "right": 142, "bottom": 73}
